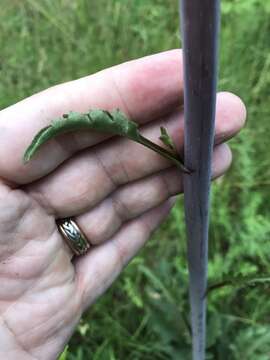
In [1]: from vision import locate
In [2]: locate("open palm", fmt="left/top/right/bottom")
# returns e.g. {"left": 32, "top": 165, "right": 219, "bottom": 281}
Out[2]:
{"left": 0, "top": 50, "right": 246, "bottom": 359}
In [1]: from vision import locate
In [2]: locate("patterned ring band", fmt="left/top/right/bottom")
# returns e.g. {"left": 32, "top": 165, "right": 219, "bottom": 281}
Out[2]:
{"left": 57, "top": 218, "right": 91, "bottom": 256}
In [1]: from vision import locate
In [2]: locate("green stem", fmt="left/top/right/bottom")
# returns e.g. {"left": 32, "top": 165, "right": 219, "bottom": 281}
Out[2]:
{"left": 137, "top": 135, "right": 191, "bottom": 173}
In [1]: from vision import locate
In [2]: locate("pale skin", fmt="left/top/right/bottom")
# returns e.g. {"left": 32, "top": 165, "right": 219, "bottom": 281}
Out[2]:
{"left": 0, "top": 50, "right": 246, "bottom": 359}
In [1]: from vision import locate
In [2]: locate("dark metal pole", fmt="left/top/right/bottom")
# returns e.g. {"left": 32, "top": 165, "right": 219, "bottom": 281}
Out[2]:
{"left": 179, "top": 1, "right": 220, "bottom": 359}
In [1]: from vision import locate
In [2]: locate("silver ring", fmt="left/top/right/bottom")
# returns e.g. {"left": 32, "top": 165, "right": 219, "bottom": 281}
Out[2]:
{"left": 57, "top": 218, "right": 91, "bottom": 256}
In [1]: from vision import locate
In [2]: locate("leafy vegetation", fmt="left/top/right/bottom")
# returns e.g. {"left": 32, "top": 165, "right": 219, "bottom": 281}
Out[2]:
{"left": 1, "top": 0, "right": 269, "bottom": 358}
{"left": 23, "top": 109, "right": 188, "bottom": 172}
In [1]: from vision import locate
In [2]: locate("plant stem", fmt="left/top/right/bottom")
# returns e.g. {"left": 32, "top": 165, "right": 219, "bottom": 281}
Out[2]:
{"left": 138, "top": 134, "right": 191, "bottom": 173}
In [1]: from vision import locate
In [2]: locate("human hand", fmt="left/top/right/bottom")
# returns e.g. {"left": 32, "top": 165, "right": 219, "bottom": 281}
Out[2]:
{"left": 0, "top": 50, "right": 246, "bottom": 359}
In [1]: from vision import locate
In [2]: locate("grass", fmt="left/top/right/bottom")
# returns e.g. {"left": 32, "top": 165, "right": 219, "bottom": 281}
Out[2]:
{"left": 1, "top": 0, "right": 270, "bottom": 359}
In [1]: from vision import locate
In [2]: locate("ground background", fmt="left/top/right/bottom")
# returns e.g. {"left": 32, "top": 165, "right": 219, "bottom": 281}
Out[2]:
{"left": 1, "top": 1, "right": 270, "bottom": 359}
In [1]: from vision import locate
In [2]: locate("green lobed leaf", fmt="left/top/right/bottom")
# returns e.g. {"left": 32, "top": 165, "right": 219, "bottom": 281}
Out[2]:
{"left": 23, "top": 109, "right": 190, "bottom": 173}
{"left": 23, "top": 109, "right": 140, "bottom": 163}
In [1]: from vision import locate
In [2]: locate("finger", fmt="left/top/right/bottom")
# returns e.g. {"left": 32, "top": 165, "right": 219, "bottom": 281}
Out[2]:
{"left": 74, "top": 197, "right": 177, "bottom": 309}
{"left": 214, "top": 91, "right": 247, "bottom": 144}
{"left": 0, "top": 50, "right": 184, "bottom": 185}
{"left": 74, "top": 143, "right": 231, "bottom": 246}
{"left": 26, "top": 92, "right": 245, "bottom": 217}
